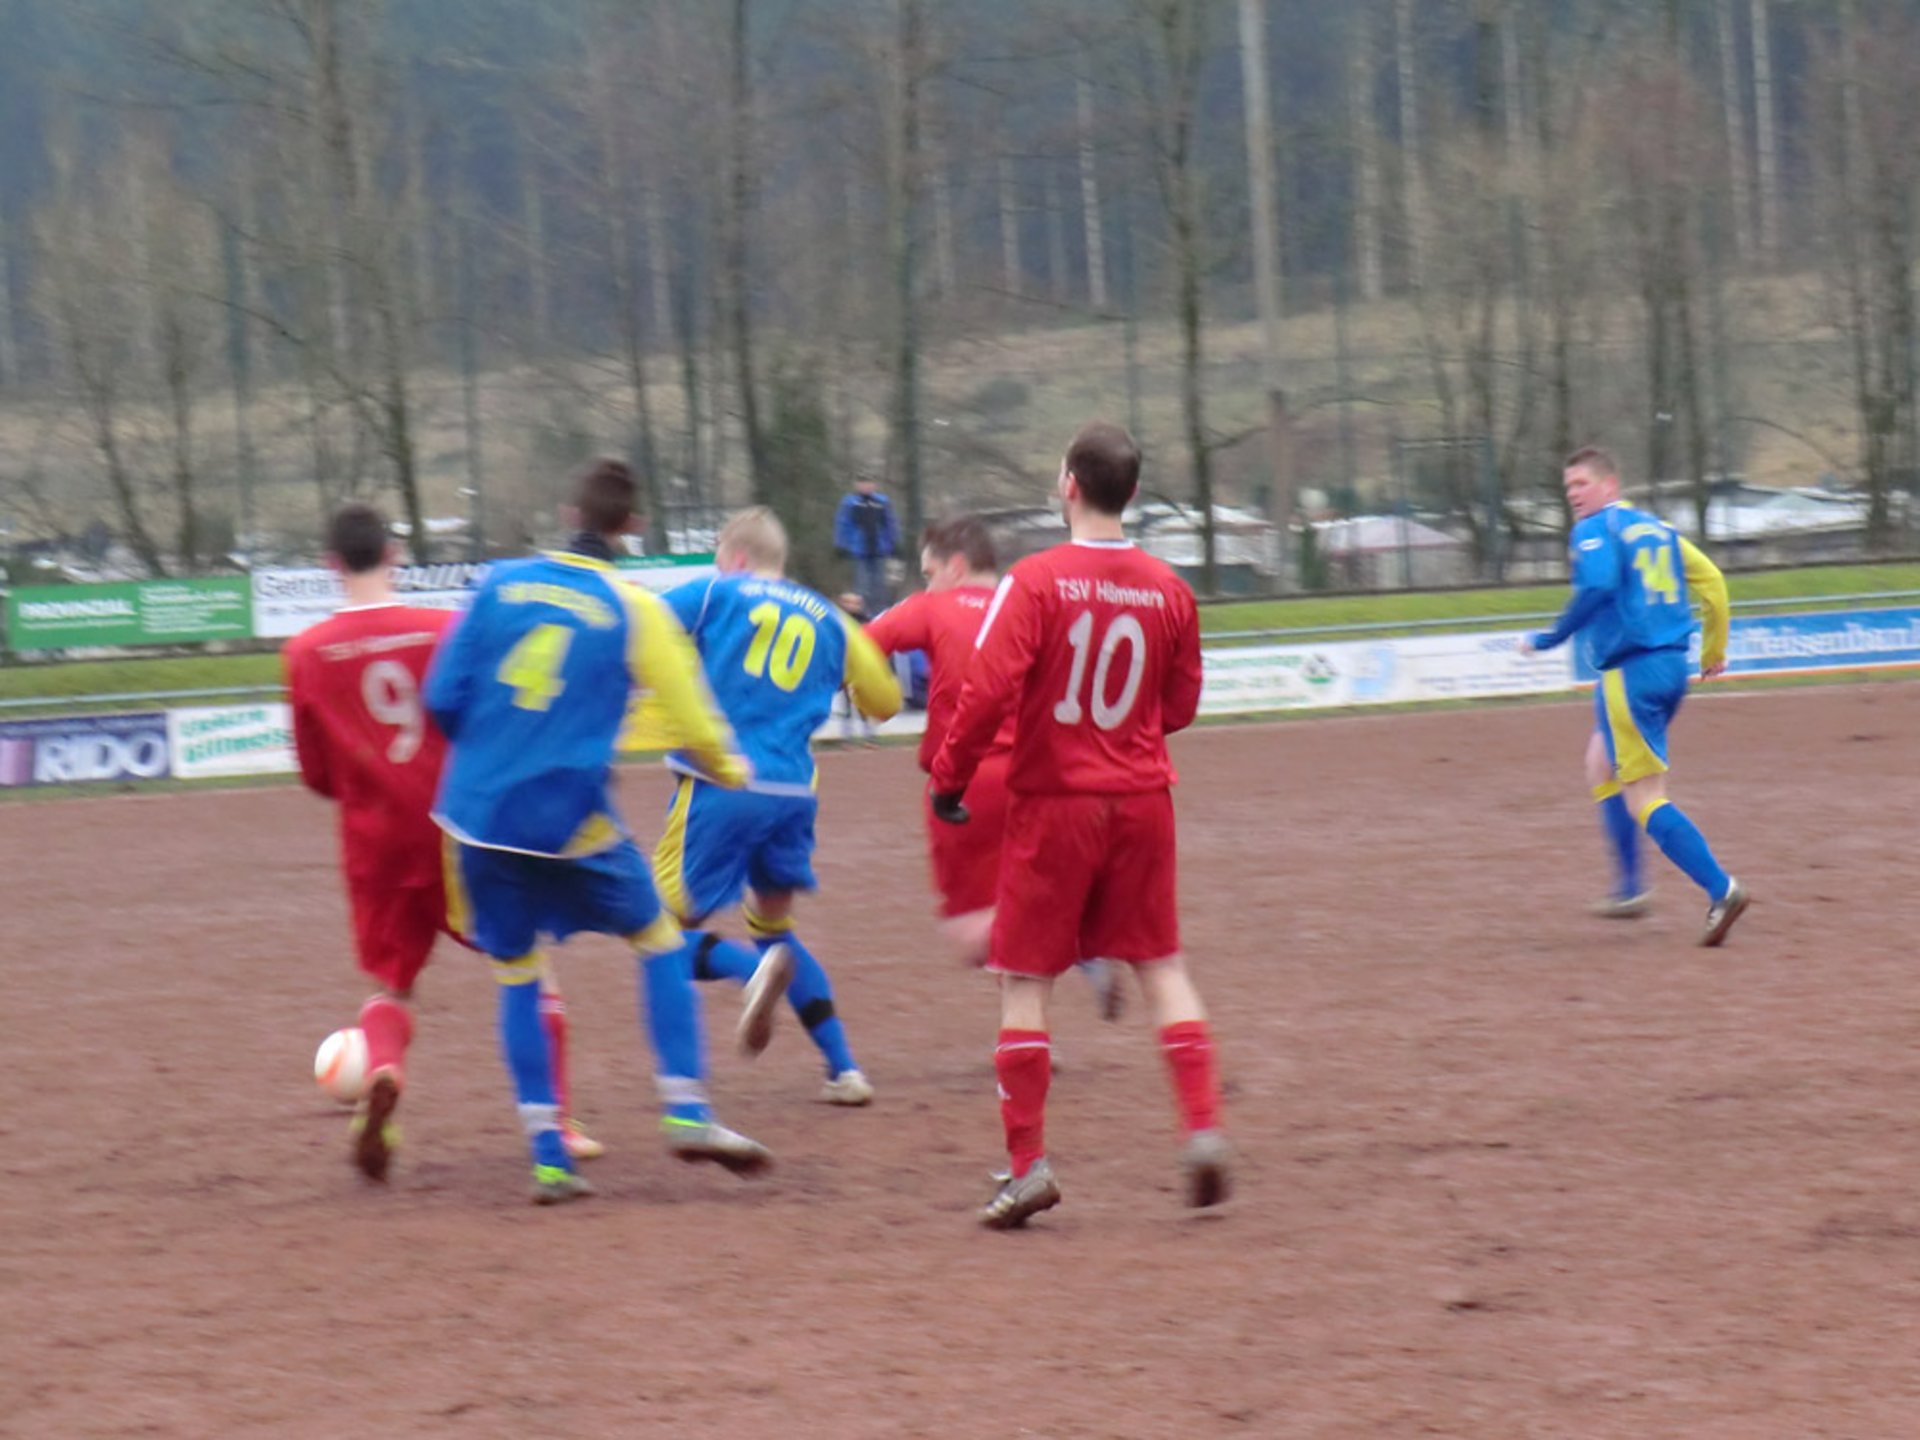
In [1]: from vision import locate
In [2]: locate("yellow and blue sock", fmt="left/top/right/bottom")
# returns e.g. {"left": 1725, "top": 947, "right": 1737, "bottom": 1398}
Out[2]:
{"left": 1639, "top": 798, "right": 1731, "bottom": 902}
{"left": 1594, "top": 782, "right": 1643, "bottom": 898}
{"left": 746, "top": 911, "right": 857, "bottom": 1079}
{"left": 495, "top": 956, "right": 570, "bottom": 1172}
{"left": 638, "top": 943, "right": 712, "bottom": 1127}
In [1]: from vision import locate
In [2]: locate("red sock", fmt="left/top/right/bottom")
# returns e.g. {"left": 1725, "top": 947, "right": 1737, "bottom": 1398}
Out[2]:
{"left": 358, "top": 995, "right": 413, "bottom": 1085}
{"left": 540, "top": 990, "right": 571, "bottom": 1118}
{"left": 1159, "top": 1020, "right": 1220, "bottom": 1133}
{"left": 994, "top": 1029, "right": 1051, "bottom": 1177}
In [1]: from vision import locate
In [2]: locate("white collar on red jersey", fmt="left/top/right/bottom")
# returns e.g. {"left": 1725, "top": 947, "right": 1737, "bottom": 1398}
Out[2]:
{"left": 1070, "top": 539, "right": 1135, "bottom": 549}
{"left": 336, "top": 602, "right": 405, "bottom": 613}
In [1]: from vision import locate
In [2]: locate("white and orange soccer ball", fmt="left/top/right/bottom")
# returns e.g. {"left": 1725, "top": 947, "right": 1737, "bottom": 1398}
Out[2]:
{"left": 314, "top": 1027, "right": 371, "bottom": 1105}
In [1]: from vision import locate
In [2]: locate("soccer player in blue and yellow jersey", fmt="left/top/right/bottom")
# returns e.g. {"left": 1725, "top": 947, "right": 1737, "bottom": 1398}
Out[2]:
{"left": 1523, "top": 446, "right": 1750, "bottom": 946}
{"left": 425, "top": 458, "right": 773, "bottom": 1204}
{"left": 648, "top": 506, "right": 902, "bottom": 1105}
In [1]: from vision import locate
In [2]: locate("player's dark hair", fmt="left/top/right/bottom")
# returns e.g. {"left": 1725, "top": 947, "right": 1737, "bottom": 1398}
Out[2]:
{"left": 326, "top": 501, "right": 390, "bottom": 574}
{"left": 1565, "top": 445, "right": 1619, "bottom": 478}
{"left": 573, "top": 456, "right": 638, "bottom": 537}
{"left": 922, "top": 516, "right": 997, "bottom": 574}
{"left": 1065, "top": 421, "right": 1141, "bottom": 515}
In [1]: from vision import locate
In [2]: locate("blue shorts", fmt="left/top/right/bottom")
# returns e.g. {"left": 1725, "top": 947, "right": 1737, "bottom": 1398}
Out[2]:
{"left": 653, "top": 776, "right": 818, "bottom": 922}
{"left": 1594, "top": 648, "right": 1690, "bottom": 784}
{"left": 454, "top": 838, "right": 667, "bottom": 959}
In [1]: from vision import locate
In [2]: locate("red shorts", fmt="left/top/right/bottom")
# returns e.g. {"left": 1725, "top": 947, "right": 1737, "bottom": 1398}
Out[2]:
{"left": 988, "top": 789, "right": 1180, "bottom": 978}
{"left": 924, "top": 752, "right": 1011, "bottom": 918}
{"left": 348, "top": 874, "right": 464, "bottom": 993}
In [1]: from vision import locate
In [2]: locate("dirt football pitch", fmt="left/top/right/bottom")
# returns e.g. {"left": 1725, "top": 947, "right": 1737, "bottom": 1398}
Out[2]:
{"left": 5, "top": 681, "right": 1919, "bottom": 1438}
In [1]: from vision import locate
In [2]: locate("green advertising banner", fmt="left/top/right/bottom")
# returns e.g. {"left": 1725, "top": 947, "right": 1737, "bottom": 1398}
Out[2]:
{"left": 6, "top": 577, "right": 255, "bottom": 651}
{"left": 615, "top": 554, "right": 718, "bottom": 593}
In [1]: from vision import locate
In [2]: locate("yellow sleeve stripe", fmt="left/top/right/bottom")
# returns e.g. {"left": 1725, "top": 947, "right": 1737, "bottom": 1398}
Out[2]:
{"left": 838, "top": 609, "right": 903, "bottom": 722}
{"left": 1677, "top": 537, "right": 1729, "bottom": 667}
{"left": 617, "top": 584, "right": 739, "bottom": 775}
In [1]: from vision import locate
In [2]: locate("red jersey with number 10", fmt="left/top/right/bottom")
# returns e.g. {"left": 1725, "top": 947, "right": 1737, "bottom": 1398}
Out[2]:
{"left": 284, "top": 604, "right": 454, "bottom": 884}
{"left": 931, "top": 540, "right": 1203, "bottom": 797}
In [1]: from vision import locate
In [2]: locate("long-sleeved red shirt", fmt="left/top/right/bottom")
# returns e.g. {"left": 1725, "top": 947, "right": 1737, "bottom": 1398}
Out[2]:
{"left": 284, "top": 603, "right": 453, "bottom": 885}
{"left": 865, "top": 584, "right": 1016, "bottom": 773}
{"left": 930, "top": 540, "right": 1202, "bottom": 798}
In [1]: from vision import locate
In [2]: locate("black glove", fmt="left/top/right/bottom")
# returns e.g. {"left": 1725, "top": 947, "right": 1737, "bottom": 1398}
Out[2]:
{"left": 929, "top": 789, "right": 970, "bottom": 825}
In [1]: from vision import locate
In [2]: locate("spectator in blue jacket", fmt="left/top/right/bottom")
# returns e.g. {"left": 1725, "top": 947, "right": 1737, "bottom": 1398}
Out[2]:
{"left": 835, "top": 475, "right": 898, "bottom": 618}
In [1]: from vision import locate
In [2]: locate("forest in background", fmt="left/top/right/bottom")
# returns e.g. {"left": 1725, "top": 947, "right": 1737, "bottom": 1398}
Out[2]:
{"left": 0, "top": 0, "right": 1915, "bottom": 592}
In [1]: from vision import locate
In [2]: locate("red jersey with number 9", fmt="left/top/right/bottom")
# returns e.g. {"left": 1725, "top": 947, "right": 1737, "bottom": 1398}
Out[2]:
{"left": 284, "top": 604, "right": 454, "bottom": 884}
{"left": 931, "top": 540, "right": 1203, "bottom": 797}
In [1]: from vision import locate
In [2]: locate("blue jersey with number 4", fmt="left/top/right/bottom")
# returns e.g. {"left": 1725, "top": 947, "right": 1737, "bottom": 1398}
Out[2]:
{"left": 426, "top": 552, "right": 737, "bottom": 857}
{"left": 1568, "top": 503, "right": 1698, "bottom": 671}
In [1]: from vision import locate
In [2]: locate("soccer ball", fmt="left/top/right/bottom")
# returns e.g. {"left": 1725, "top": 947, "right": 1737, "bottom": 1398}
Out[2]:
{"left": 314, "top": 1027, "right": 370, "bottom": 1105}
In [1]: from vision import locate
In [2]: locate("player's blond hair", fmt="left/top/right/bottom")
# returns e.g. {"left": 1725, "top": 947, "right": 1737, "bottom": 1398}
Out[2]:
{"left": 717, "top": 506, "right": 789, "bottom": 573}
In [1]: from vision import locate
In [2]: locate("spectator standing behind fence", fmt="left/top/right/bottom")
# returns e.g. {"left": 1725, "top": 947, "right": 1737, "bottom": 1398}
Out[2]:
{"left": 835, "top": 474, "right": 899, "bottom": 618}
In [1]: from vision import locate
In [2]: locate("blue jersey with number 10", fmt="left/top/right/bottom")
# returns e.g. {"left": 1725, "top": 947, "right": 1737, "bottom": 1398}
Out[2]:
{"left": 663, "top": 574, "right": 896, "bottom": 794}
{"left": 1568, "top": 502, "right": 1698, "bottom": 671}
{"left": 664, "top": 575, "right": 843, "bottom": 793}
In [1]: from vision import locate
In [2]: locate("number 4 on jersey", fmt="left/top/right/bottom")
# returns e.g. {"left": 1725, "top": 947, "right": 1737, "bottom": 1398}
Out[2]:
{"left": 1053, "top": 611, "right": 1147, "bottom": 730}
{"left": 497, "top": 623, "right": 572, "bottom": 710}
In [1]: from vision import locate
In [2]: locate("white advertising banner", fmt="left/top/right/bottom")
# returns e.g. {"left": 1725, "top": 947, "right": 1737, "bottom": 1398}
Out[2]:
{"left": 251, "top": 565, "right": 485, "bottom": 639}
{"left": 1199, "top": 643, "right": 1350, "bottom": 715}
{"left": 1348, "top": 630, "right": 1575, "bottom": 704}
{"left": 254, "top": 556, "right": 721, "bottom": 640}
{"left": 168, "top": 704, "right": 298, "bottom": 779}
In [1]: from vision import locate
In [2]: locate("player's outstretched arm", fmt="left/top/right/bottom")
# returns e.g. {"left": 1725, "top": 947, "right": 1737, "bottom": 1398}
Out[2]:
{"left": 623, "top": 587, "right": 748, "bottom": 788}
{"left": 930, "top": 573, "right": 1035, "bottom": 800}
{"left": 862, "top": 591, "right": 927, "bottom": 657}
{"left": 1529, "top": 519, "right": 1620, "bottom": 653}
{"left": 840, "top": 612, "right": 903, "bottom": 722}
{"left": 1678, "top": 537, "right": 1730, "bottom": 677}
{"left": 1527, "top": 585, "right": 1608, "bottom": 653}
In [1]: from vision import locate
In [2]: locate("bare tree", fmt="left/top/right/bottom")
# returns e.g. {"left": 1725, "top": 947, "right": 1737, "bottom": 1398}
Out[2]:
{"left": 1076, "top": 73, "right": 1110, "bottom": 310}
{"left": 1715, "top": 0, "right": 1756, "bottom": 263}
{"left": 1396, "top": 0, "right": 1428, "bottom": 289}
{"left": 1815, "top": 0, "right": 1916, "bottom": 548}
{"left": 1750, "top": 0, "right": 1781, "bottom": 258}
{"left": 1238, "top": 0, "right": 1291, "bottom": 588}
{"left": 1348, "top": 5, "right": 1386, "bottom": 303}
{"left": 725, "top": 0, "right": 772, "bottom": 505}
{"left": 1129, "top": 0, "right": 1222, "bottom": 592}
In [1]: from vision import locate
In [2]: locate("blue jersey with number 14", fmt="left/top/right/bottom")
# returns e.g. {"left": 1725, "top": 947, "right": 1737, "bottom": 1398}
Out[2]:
{"left": 1568, "top": 502, "right": 1698, "bottom": 671}
{"left": 663, "top": 574, "right": 882, "bottom": 794}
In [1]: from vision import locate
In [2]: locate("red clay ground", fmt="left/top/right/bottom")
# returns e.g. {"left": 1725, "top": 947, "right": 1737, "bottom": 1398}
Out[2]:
{"left": 5, "top": 682, "right": 1919, "bottom": 1439}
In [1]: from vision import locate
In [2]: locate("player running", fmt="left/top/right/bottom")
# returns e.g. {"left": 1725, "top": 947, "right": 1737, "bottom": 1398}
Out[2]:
{"left": 865, "top": 515, "right": 1123, "bottom": 1019}
{"left": 1522, "top": 445, "right": 1749, "bottom": 944}
{"left": 930, "top": 421, "right": 1228, "bottom": 1229}
{"left": 424, "top": 459, "right": 765, "bottom": 1204}
{"left": 285, "top": 502, "right": 601, "bottom": 1182}
{"left": 645, "top": 506, "right": 902, "bottom": 1106}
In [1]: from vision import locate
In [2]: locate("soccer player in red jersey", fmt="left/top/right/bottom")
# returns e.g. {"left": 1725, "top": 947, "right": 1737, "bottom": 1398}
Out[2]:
{"left": 929, "top": 421, "right": 1228, "bottom": 1228}
{"left": 864, "top": 517, "right": 1016, "bottom": 963}
{"left": 285, "top": 503, "right": 598, "bottom": 1180}
{"left": 867, "top": 517, "right": 1123, "bottom": 1017}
